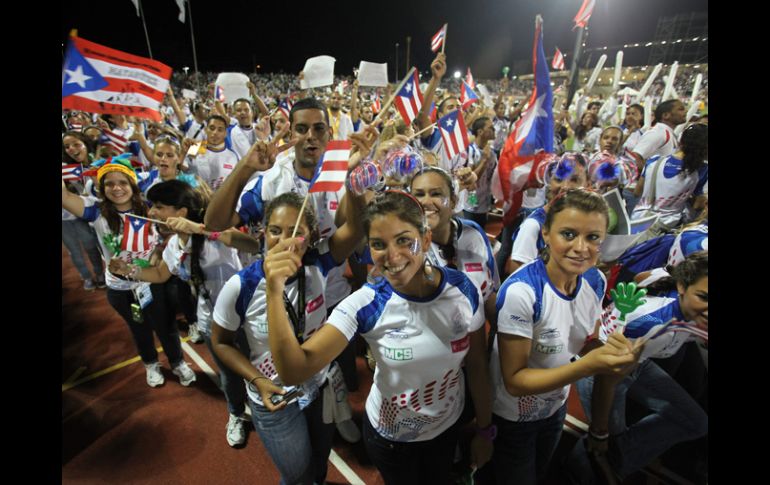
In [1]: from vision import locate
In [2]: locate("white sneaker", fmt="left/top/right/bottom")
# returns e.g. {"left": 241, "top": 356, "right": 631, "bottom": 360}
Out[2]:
{"left": 144, "top": 362, "right": 165, "bottom": 388}
{"left": 336, "top": 419, "right": 361, "bottom": 443}
{"left": 172, "top": 361, "right": 197, "bottom": 386}
{"left": 226, "top": 414, "right": 247, "bottom": 447}
{"left": 187, "top": 324, "right": 204, "bottom": 344}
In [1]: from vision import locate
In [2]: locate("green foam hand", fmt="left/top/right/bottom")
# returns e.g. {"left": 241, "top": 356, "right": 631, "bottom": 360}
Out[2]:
{"left": 610, "top": 282, "right": 647, "bottom": 322}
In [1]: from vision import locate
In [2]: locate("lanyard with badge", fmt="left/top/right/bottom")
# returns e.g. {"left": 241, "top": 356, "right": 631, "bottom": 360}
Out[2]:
{"left": 283, "top": 266, "right": 306, "bottom": 343}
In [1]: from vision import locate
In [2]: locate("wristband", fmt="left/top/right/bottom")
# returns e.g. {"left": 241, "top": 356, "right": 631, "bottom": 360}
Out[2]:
{"left": 208, "top": 231, "right": 221, "bottom": 241}
{"left": 476, "top": 424, "right": 497, "bottom": 442}
{"left": 589, "top": 429, "right": 609, "bottom": 440}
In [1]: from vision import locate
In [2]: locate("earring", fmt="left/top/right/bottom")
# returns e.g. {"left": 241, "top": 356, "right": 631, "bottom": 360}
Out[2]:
{"left": 423, "top": 257, "right": 435, "bottom": 282}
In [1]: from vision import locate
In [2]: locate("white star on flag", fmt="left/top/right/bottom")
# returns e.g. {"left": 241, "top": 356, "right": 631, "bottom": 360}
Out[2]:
{"left": 445, "top": 119, "right": 454, "bottom": 128}
{"left": 65, "top": 65, "right": 92, "bottom": 88}
{"left": 405, "top": 82, "right": 412, "bottom": 93}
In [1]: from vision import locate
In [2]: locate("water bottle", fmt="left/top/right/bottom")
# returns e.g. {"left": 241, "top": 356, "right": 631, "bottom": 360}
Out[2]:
{"left": 347, "top": 159, "right": 383, "bottom": 195}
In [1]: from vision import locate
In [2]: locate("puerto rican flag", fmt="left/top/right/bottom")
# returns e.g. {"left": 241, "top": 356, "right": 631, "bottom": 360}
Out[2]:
{"left": 459, "top": 81, "right": 479, "bottom": 109}
{"left": 62, "top": 33, "right": 172, "bottom": 121}
{"left": 465, "top": 68, "right": 475, "bottom": 89}
{"left": 552, "top": 47, "right": 565, "bottom": 70}
{"left": 371, "top": 93, "right": 381, "bottom": 114}
{"left": 278, "top": 97, "right": 293, "bottom": 120}
{"left": 215, "top": 85, "right": 226, "bottom": 102}
{"left": 121, "top": 214, "right": 153, "bottom": 252}
{"left": 497, "top": 15, "right": 554, "bottom": 225}
{"left": 308, "top": 140, "right": 352, "bottom": 193}
{"left": 437, "top": 110, "right": 469, "bottom": 160}
{"left": 393, "top": 69, "right": 423, "bottom": 125}
{"left": 62, "top": 164, "right": 84, "bottom": 181}
{"left": 573, "top": 0, "right": 596, "bottom": 29}
{"left": 103, "top": 127, "right": 128, "bottom": 153}
{"left": 431, "top": 23, "right": 447, "bottom": 52}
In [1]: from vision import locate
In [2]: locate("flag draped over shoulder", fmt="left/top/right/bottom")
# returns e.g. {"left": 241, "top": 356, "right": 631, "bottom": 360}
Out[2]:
{"left": 497, "top": 15, "right": 554, "bottom": 225}
{"left": 62, "top": 34, "right": 172, "bottom": 121}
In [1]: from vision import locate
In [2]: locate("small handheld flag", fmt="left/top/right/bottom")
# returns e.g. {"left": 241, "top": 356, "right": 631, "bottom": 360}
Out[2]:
{"left": 62, "top": 164, "right": 84, "bottom": 181}
{"left": 431, "top": 24, "right": 447, "bottom": 53}
{"left": 308, "top": 140, "right": 352, "bottom": 193}
{"left": 121, "top": 214, "right": 154, "bottom": 252}
{"left": 437, "top": 110, "right": 469, "bottom": 160}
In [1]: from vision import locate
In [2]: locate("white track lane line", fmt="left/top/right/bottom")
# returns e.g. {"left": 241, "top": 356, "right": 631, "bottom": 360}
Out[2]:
{"left": 329, "top": 449, "right": 366, "bottom": 485}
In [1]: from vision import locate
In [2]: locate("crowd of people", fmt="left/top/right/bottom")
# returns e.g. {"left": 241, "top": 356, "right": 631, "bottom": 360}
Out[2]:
{"left": 63, "top": 48, "right": 708, "bottom": 484}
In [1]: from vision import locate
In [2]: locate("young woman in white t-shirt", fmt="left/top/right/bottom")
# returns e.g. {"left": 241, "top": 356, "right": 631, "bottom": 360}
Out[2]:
{"left": 265, "top": 191, "right": 495, "bottom": 485}
{"left": 486, "top": 189, "right": 640, "bottom": 485}
{"left": 61, "top": 159, "right": 197, "bottom": 388}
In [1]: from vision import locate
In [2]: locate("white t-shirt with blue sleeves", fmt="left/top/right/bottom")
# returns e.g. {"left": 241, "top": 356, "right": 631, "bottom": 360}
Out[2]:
{"left": 426, "top": 217, "right": 500, "bottom": 303}
{"left": 327, "top": 266, "right": 484, "bottom": 442}
{"left": 599, "top": 290, "right": 695, "bottom": 362}
{"left": 667, "top": 223, "right": 708, "bottom": 267}
{"left": 491, "top": 258, "right": 605, "bottom": 422}
{"left": 509, "top": 207, "right": 547, "bottom": 264}
{"left": 187, "top": 146, "right": 240, "bottom": 192}
{"left": 213, "top": 241, "right": 339, "bottom": 409}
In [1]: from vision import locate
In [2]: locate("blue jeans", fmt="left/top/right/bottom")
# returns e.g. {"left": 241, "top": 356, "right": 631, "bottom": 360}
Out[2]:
{"left": 62, "top": 219, "right": 104, "bottom": 281}
{"left": 249, "top": 394, "right": 334, "bottom": 485}
{"left": 480, "top": 404, "right": 567, "bottom": 485}
{"left": 576, "top": 359, "right": 708, "bottom": 478}
{"left": 205, "top": 332, "right": 249, "bottom": 416}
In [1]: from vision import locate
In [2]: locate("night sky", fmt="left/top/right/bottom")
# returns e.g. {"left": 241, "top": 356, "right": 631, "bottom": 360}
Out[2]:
{"left": 62, "top": 0, "right": 707, "bottom": 79}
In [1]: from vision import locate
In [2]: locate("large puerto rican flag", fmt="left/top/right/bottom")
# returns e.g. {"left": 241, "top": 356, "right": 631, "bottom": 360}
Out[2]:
{"left": 62, "top": 33, "right": 173, "bottom": 121}
{"left": 393, "top": 68, "right": 423, "bottom": 126}
{"left": 497, "top": 15, "right": 554, "bottom": 225}
{"left": 308, "top": 140, "right": 352, "bottom": 193}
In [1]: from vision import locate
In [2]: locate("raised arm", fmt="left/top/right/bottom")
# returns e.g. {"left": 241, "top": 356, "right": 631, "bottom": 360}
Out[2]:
{"left": 129, "top": 121, "right": 156, "bottom": 162}
{"left": 414, "top": 52, "right": 446, "bottom": 132}
{"left": 204, "top": 125, "right": 296, "bottom": 230}
{"left": 350, "top": 79, "right": 360, "bottom": 125}
{"left": 62, "top": 179, "right": 86, "bottom": 218}
{"left": 248, "top": 81, "right": 269, "bottom": 117}
{"left": 264, "top": 237, "right": 351, "bottom": 385}
{"left": 166, "top": 87, "right": 188, "bottom": 127}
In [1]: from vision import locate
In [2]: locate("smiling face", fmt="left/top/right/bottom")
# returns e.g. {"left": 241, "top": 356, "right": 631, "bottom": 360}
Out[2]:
{"left": 542, "top": 207, "right": 607, "bottom": 280}
{"left": 63, "top": 135, "right": 88, "bottom": 164}
{"left": 102, "top": 171, "right": 134, "bottom": 210}
{"left": 410, "top": 172, "right": 455, "bottom": 233}
{"left": 678, "top": 276, "right": 708, "bottom": 328}
{"left": 368, "top": 213, "right": 431, "bottom": 292}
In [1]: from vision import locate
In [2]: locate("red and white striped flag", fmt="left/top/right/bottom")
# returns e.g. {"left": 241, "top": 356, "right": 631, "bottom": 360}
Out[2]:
{"left": 278, "top": 97, "right": 294, "bottom": 120}
{"left": 552, "top": 48, "right": 565, "bottom": 70}
{"left": 431, "top": 24, "right": 447, "bottom": 53}
{"left": 465, "top": 68, "right": 475, "bottom": 89}
{"left": 308, "top": 140, "right": 352, "bottom": 193}
{"left": 573, "top": 0, "right": 596, "bottom": 29}
{"left": 393, "top": 69, "right": 423, "bottom": 125}
{"left": 62, "top": 33, "right": 172, "bottom": 121}
{"left": 121, "top": 214, "right": 154, "bottom": 252}
{"left": 62, "top": 164, "right": 84, "bottom": 181}
{"left": 103, "top": 127, "right": 129, "bottom": 153}
{"left": 437, "top": 109, "right": 469, "bottom": 160}
{"left": 371, "top": 94, "right": 382, "bottom": 114}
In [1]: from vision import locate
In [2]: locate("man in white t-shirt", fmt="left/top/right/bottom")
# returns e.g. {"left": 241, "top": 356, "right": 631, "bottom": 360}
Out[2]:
{"left": 629, "top": 100, "right": 686, "bottom": 176}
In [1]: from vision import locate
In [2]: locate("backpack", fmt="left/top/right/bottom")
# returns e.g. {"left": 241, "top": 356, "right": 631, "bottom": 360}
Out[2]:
{"left": 605, "top": 233, "right": 677, "bottom": 302}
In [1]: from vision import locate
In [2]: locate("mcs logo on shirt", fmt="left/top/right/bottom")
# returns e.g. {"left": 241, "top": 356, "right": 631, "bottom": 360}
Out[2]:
{"left": 382, "top": 347, "right": 413, "bottom": 361}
